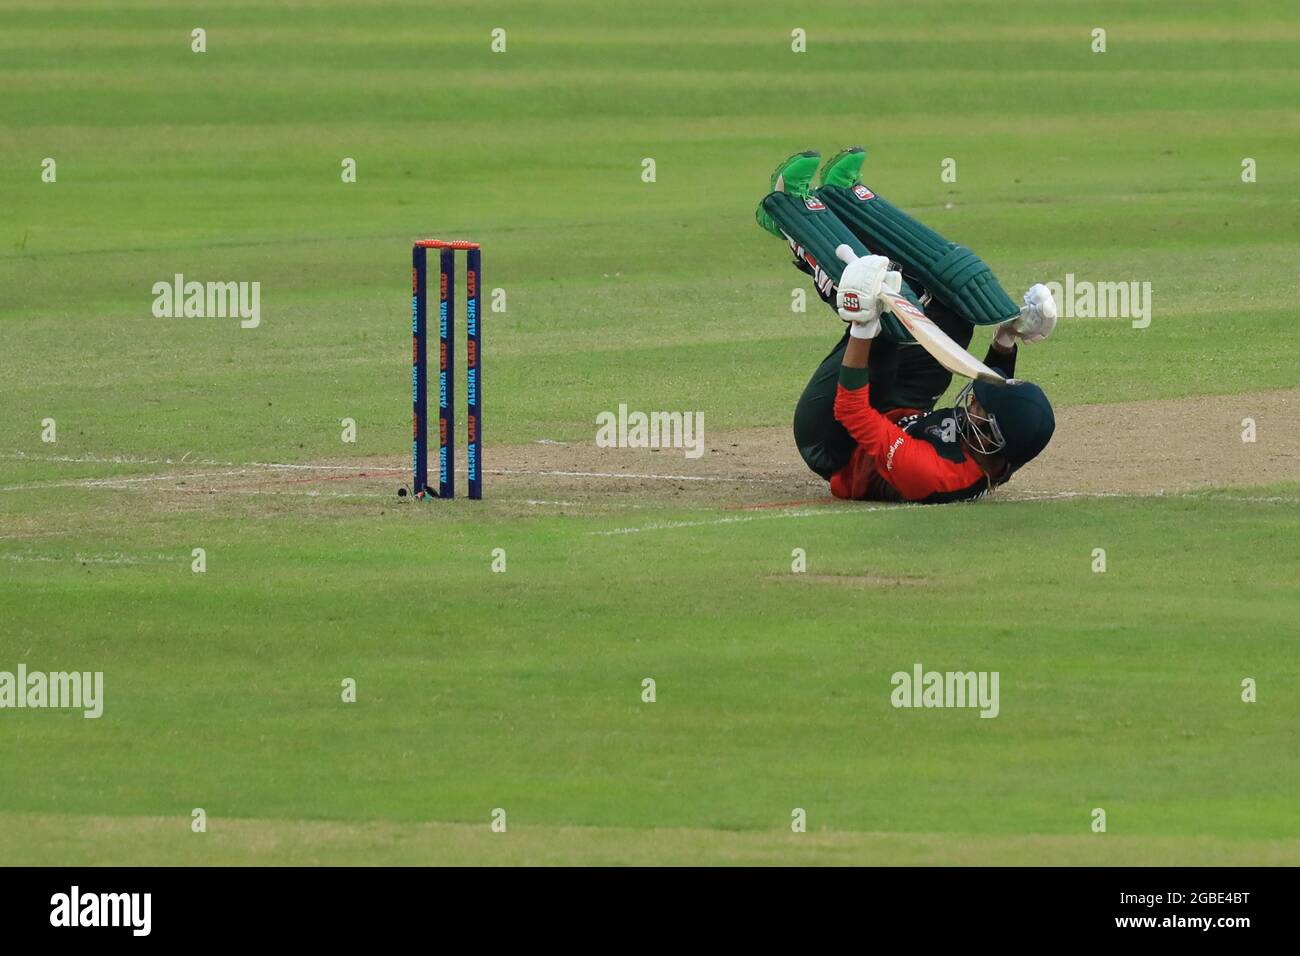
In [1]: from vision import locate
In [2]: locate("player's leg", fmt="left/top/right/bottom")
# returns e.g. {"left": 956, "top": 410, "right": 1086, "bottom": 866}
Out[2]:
{"left": 873, "top": 297, "right": 974, "bottom": 413}
{"left": 756, "top": 150, "right": 917, "bottom": 343}
{"left": 793, "top": 326, "right": 904, "bottom": 477}
{"left": 816, "top": 148, "right": 990, "bottom": 413}
{"left": 758, "top": 150, "right": 916, "bottom": 476}
{"left": 815, "top": 147, "right": 1020, "bottom": 329}
{"left": 792, "top": 330, "right": 856, "bottom": 478}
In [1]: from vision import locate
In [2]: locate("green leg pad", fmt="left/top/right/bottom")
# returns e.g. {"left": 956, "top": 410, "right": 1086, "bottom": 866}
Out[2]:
{"left": 760, "top": 191, "right": 918, "bottom": 343}
{"left": 815, "top": 184, "right": 1019, "bottom": 326}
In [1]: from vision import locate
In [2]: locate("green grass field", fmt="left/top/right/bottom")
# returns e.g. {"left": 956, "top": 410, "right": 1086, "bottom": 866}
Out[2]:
{"left": 2, "top": 0, "right": 1298, "bottom": 865}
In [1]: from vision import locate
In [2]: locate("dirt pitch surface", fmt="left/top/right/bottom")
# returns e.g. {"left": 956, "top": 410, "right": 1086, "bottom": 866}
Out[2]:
{"left": 7, "top": 388, "right": 1296, "bottom": 512}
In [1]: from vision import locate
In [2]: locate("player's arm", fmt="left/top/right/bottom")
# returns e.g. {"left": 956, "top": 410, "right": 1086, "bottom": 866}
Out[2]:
{"left": 835, "top": 343, "right": 981, "bottom": 500}
{"left": 841, "top": 330, "right": 874, "bottom": 372}
{"left": 987, "top": 338, "right": 1018, "bottom": 377}
{"left": 989, "top": 284, "right": 1058, "bottom": 369}
{"left": 834, "top": 276, "right": 983, "bottom": 501}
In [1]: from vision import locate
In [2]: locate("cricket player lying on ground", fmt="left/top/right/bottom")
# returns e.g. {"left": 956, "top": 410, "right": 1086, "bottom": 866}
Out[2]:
{"left": 757, "top": 148, "right": 1059, "bottom": 504}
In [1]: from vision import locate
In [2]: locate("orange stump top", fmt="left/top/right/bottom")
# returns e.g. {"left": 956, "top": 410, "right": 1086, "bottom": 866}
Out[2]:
{"left": 414, "top": 239, "right": 480, "bottom": 250}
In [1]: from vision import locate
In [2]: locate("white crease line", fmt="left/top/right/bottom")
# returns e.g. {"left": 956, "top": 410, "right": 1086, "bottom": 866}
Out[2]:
{"left": 490, "top": 467, "right": 790, "bottom": 484}
{"left": 0, "top": 552, "right": 175, "bottom": 565}
{"left": 0, "top": 470, "right": 252, "bottom": 492}
{"left": 1013, "top": 490, "right": 1300, "bottom": 504}
{"left": 1206, "top": 495, "right": 1300, "bottom": 504}
{"left": 81, "top": 470, "right": 250, "bottom": 487}
{"left": 5, "top": 452, "right": 166, "bottom": 464}
{"left": 590, "top": 508, "right": 859, "bottom": 535}
{"left": 203, "top": 490, "right": 385, "bottom": 499}
{"left": 8, "top": 451, "right": 1295, "bottom": 502}
{"left": 6, "top": 450, "right": 800, "bottom": 485}
{"left": 3, "top": 451, "right": 233, "bottom": 467}
{"left": 246, "top": 461, "right": 386, "bottom": 472}
{"left": 165, "top": 487, "right": 386, "bottom": 498}
{"left": 2, "top": 452, "right": 379, "bottom": 476}
{"left": 1008, "top": 491, "right": 1146, "bottom": 501}
{"left": 588, "top": 489, "right": 1300, "bottom": 535}
{"left": 0, "top": 462, "right": 399, "bottom": 493}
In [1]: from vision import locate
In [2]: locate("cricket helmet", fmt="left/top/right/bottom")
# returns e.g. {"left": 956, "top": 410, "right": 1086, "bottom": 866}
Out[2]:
{"left": 956, "top": 378, "right": 1055, "bottom": 473}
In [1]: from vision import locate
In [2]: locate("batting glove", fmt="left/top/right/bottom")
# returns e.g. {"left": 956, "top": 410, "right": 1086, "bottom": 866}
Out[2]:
{"left": 834, "top": 246, "right": 890, "bottom": 323}
{"left": 995, "top": 282, "right": 1058, "bottom": 348}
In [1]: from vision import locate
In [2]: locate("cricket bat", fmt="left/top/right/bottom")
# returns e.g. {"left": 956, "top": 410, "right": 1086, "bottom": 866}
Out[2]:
{"left": 879, "top": 289, "right": 1007, "bottom": 385}
{"left": 835, "top": 246, "right": 1007, "bottom": 386}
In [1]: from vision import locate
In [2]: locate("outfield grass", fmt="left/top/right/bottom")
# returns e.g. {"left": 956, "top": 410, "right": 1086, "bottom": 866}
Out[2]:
{"left": 6, "top": 815, "right": 1300, "bottom": 867}
{"left": 1, "top": 0, "right": 1297, "bottom": 864}
{"left": 3, "top": 485, "right": 1297, "bottom": 863}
